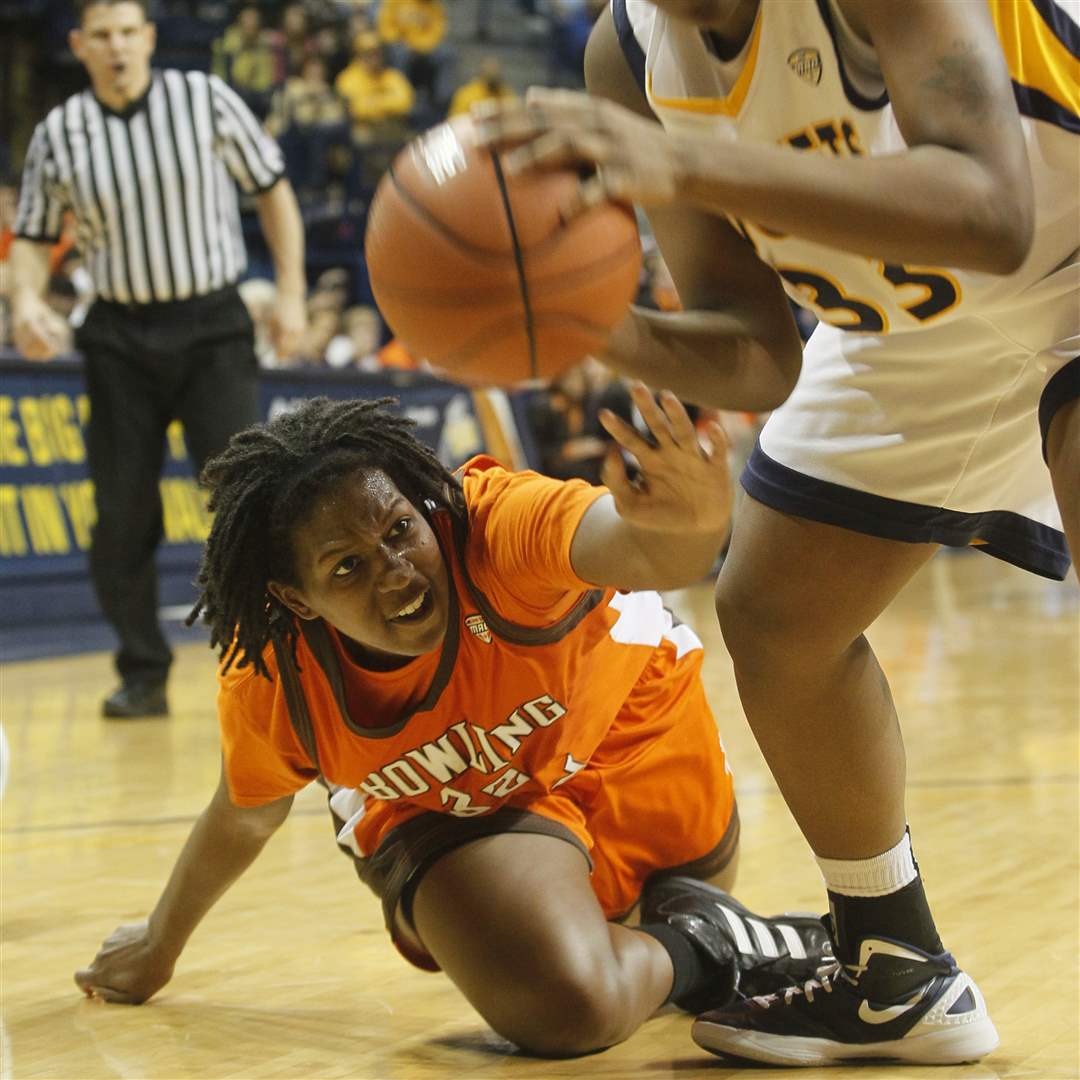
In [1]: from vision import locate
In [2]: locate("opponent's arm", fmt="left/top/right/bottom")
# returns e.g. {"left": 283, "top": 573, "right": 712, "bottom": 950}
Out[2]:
{"left": 580, "top": 9, "right": 803, "bottom": 412}
{"left": 484, "top": 3, "right": 1032, "bottom": 276}
{"left": 74, "top": 766, "right": 293, "bottom": 1004}
{"left": 569, "top": 382, "right": 731, "bottom": 591}
{"left": 674, "top": 0, "right": 1034, "bottom": 273}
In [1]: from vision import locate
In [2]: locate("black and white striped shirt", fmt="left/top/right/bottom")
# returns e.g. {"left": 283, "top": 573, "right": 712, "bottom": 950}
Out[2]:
{"left": 14, "top": 70, "right": 285, "bottom": 305}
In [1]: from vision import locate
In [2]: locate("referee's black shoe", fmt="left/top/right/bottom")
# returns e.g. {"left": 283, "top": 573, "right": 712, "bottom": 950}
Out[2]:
{"left": 691, "top": 927, "right": 998, "bottom": 1066}
{"left": 102, "top": 680, "right": 168, "bottom": 719}
{"left": 641, "top": 876, "right": 833, "bottom": 1010}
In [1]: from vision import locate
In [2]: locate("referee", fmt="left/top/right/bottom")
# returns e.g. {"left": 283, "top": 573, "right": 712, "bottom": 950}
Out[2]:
{"left": 11, "top": 0, "right": 306, "bottom": 718}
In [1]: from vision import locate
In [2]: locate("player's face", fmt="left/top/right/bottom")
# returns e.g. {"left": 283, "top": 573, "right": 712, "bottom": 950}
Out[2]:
{"left": 70, "top": 3, "right": 156, "bottom": 106}
{"left": 270, "top": 468, "right": 450, "bottom": 667}
{"left": 650, "top": 0, "right": 759, "bottom": 32}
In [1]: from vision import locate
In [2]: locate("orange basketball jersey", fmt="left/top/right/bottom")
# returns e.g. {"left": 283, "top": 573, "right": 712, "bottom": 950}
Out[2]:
{"left": 218, "top": 456, "right": 715, "bottom": 858}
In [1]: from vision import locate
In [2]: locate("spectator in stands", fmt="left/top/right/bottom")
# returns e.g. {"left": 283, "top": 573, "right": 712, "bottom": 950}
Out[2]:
{"left": 297, "top": 281, "right": 347, "bottom": 364}
{"left": 267, "top": 54, "right": 349, "bottom": 199}
{"left": 212, "top": 3, "right": 283, "bottom": 118}
{"left": 325, "top": 303, "right": 382, "bottom": 370}
{"left": 376, "top": 0, "right": 451, "bottom": 114}
{"left": 448, "top": 56, "right": 517, "bottom": 118}
{"left": 527, "top": 357, "right": 634, "bottom": 485}
{"left": 280, "top": 2, "right": 318, "bottom": 75}
{"left": 335, "top": 31, "right": 414, "bottom": 142}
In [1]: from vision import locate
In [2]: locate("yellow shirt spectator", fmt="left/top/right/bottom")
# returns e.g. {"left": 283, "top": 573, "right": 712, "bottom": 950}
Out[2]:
{"left": 376, "top": 0, "right": 447, "bottom": 54}
{"left": 335, "top": 36, "right": 415, "bottom": 124}
{"left": 448, "top": 59, "right": 518, "bottom": 117}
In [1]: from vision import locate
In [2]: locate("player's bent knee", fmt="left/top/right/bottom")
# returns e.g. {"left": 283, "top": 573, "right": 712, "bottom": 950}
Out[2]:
{"left": 714, "top": 568, "right": 859, "bottom": 669}
{"left": 480, "top": 968, "right": 624, "bottom": 1057}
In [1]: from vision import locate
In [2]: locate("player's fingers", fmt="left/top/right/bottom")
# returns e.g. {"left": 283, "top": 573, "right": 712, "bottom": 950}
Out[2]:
{"left": 504, "top": 129, "right": 609, "bottom": 176}
{"left": 701, "top": 419, "right": 730, "bottom": 461}
{"left": 600, "top": 444, "right": 641, "bottom": 505}
{"left": 657, "top": 389, "right": 699, "bottom": 450}
{"left": 555, "top": 171, "right": 612, "bottom": 225}
{"left": 629, "top": 382, "right": 677, "bottom": 447}
{"left": 89, "top": 985, "right": 139, "bottom": 1005}
{"left": 471, "top": 103, "right": 543, "bottom": 148}
{"left": 597, "top": 406, "right": 656, "bottom": 459}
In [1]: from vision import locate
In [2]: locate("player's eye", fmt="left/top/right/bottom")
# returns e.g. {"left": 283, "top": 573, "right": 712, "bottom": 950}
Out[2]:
{"left": 332, "top": 555, "right": 359, "bottom": 578}
{"left": 387, "top": 517, "right": 411, "bottom": 540}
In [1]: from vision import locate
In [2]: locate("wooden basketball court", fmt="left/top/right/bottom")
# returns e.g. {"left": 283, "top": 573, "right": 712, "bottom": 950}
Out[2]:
{"left": 3, "top": 549, "right": 1077, "bottom": 1079}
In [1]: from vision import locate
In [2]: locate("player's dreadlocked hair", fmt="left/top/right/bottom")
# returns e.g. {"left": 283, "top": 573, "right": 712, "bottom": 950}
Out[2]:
{"left": 188, "top": 396, "right": 466, "bottom": 679}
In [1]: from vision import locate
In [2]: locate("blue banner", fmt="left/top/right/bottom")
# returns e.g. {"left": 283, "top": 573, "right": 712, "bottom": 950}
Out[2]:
{"left": 0, "top": 357, "right": 539, "bottom": 627}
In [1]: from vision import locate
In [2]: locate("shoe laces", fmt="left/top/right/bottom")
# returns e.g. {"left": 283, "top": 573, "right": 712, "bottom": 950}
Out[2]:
{"left": 752, "top": 959, "right": 852, "bottom": 1008}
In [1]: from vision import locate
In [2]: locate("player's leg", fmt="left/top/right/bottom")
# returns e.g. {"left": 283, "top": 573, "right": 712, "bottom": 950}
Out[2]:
{"left": 1041, "top": 358, "right": 1080, "bottom": 565}
{"left": 585, "top": 658, "right": 832, "bottom": 1005}
{"left": 408, "top": 831, "right": 676, "bottom": 1056}
{"left": 716, "top": 498, "right": 935, "bottom": 858}
{"left": 701, "top": 499, "right": 997, "bottom": 1064}
{"left": 80, "top": 312, "right": 173, "bottom": 713}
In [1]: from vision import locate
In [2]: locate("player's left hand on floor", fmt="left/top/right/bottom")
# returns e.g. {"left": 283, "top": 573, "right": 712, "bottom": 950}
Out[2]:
{"left": 599, "top": 382, "right": 732, "bottom": 536}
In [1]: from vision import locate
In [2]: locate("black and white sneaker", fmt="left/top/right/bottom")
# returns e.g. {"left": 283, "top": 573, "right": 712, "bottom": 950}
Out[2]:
{"left": 640, "top": 876, "right": 834, "bottom": 1011}
{"left": 692, "top": 931, "right": 999, "bottom": 1066}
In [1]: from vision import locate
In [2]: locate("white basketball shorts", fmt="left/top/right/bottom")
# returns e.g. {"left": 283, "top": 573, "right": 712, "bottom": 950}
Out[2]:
{"left": 744, "top": 259, "right": 1079, "bottom": 579}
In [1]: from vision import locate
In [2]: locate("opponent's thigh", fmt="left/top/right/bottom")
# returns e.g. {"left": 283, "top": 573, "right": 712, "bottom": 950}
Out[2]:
{"left": 717, "top": 495, "right": 938, "bottom": 655}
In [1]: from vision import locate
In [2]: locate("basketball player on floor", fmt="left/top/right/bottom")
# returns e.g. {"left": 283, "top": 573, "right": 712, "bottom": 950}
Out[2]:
{"left": 475, "top": 0, "right": 1079, "bottom": 1066}
{"left": 75, "top": 394, "right": 833, "bottom": 1055}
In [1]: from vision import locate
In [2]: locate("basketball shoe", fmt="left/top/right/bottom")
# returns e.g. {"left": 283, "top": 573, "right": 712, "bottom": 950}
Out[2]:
{"left": 691, "top": 921, "right": 999, "bottom": 1066}
{"left": 640, "top": 876, "right": 834, "bottom": 1011}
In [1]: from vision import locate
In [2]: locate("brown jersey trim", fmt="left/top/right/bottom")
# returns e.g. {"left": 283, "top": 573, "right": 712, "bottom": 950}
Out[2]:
{"left": 270, "top": 630, "right": 322, "bottom": 773}
{"left": 445, "top": 510, "right": 608, "bottom": 646}
{"left": 296, "top": 579, "right": 462, "bottom": 741}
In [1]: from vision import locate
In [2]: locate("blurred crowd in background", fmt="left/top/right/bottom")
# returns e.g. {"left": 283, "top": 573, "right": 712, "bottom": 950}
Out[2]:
{"left": 0, "top": 0, "right": 816, "bottom": 482}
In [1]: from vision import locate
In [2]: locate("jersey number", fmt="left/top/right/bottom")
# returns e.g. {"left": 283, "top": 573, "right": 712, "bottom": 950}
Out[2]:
{"left": 778, "top": 263, "right": 960, "bottom": 332}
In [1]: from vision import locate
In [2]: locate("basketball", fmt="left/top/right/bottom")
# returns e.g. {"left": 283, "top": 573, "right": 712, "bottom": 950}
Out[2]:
{"left": 364, "top": 117, "right": 642, "bottom": 385}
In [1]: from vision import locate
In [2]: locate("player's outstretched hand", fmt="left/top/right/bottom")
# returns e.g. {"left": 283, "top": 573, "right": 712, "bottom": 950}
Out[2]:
{"left": 472, "top": 89, "right": 682, "bottom": 214}
{"left": 75, "top": 920, "right": 175, "bottom": 1005}
{"left": 600, "top": 382, "right": 731, "bottom": 536}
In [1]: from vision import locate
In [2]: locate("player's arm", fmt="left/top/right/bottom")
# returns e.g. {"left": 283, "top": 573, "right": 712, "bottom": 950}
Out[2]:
{"left": 74, "top": 766, "right": 293, "bottom": 1004}
{"left": 524, "top": 6, "right": 805, "bottom": 412}
{"left": 483, "top": 3, "right": 1033, "bottom": 276}
{"left": 9, "top": 239, "right": 71, "bottom": 361}
{"left": 569, "top": 382, "right": 731, "bottom": 591}
{"left": 675, "top": 0, "right": 1034, "bottom": 273}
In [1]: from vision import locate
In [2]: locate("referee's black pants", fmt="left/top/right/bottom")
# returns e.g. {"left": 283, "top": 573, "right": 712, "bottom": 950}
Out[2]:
{"left": 76, "top": 287, "right": 260, "bottom": 686}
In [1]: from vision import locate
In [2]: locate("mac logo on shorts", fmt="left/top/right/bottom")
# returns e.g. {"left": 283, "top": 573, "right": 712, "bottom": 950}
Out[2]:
{"left": 465, "top": 613, "right": 492, "bottom": 644}
{"left": 788, "top": 48, "right": 822, "bottom": 86}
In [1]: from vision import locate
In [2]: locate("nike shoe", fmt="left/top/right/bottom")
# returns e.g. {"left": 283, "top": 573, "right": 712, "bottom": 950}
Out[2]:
{"left": 640, "top": 876, "right": 834, "bottom": 1011}
{"left": 692, "top": 930, "right": 999, "bottom": 1066}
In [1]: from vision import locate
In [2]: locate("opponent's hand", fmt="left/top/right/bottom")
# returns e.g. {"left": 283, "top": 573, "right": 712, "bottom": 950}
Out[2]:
{"left": 75, "top": 920, "right": 176, "bottom": 1005}
{"left": 12, "top": 296, "right": 69, "bottom": 361}
{"left": 270, "top": 291, "right": 307, "bottom": 361}
{"left": 472, "top": 89, "right": 684, "bottom": 214}
{"left": 600, "top": 382, "right": 731, "bottom": 535}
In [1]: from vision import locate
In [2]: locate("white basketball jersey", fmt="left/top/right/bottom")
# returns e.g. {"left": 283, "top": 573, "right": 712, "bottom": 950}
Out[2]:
{"left": 617, "top": 0, "right": 1079, "bottom": 336}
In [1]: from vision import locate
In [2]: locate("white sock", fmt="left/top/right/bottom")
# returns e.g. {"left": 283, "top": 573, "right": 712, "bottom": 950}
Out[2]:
{"left": 816, "top": 831, "right": 918, "bottom": 898}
